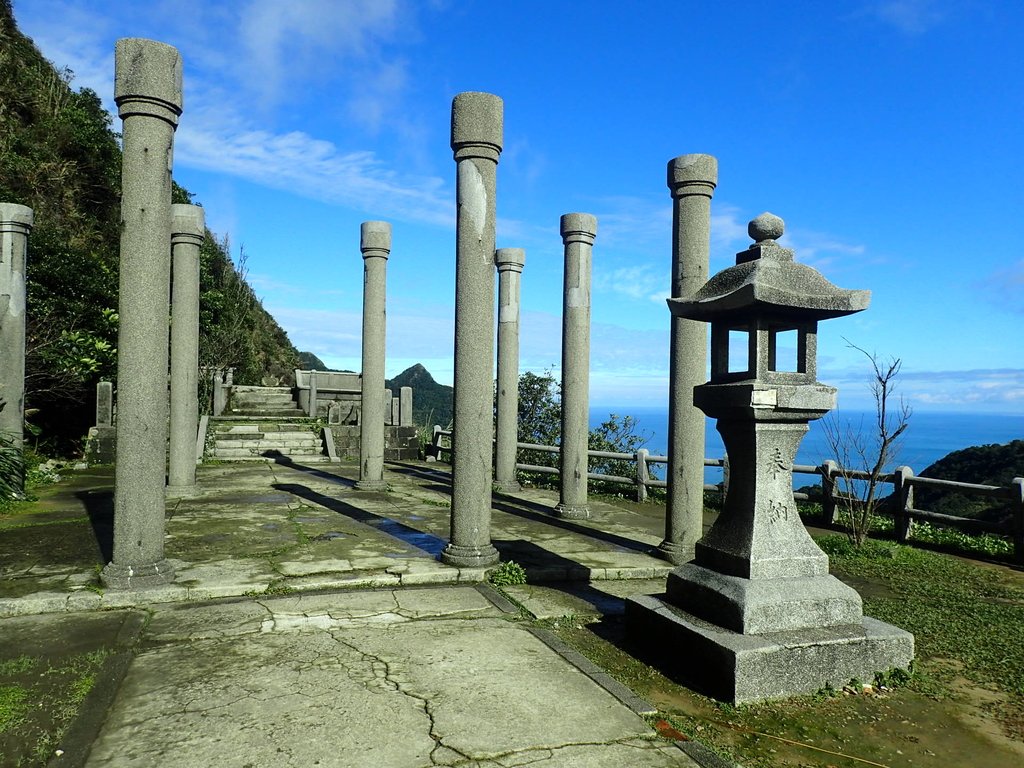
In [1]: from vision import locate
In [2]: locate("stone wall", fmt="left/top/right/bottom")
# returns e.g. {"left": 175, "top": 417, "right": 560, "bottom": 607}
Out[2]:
{"left": 330, "top": 425, "right": 418, "bottom": 461}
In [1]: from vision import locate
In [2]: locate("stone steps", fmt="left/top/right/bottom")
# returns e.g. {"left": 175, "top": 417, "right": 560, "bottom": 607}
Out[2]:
{"left": 208, "top": 415, "right": 325, "bottom": 462}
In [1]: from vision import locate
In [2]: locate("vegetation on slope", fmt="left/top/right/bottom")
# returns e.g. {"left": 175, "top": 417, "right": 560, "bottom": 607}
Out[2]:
{"left": 916, "top": 440, "right": 1024, "bottom": 525}
{"left": 386, "top": 363, "right": 453, "bottom": 427}
{"left": 0, "top": 1, "right": 299, "bottom": 453}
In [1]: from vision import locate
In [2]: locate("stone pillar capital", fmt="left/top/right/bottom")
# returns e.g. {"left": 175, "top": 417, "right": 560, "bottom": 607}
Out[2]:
{"left": 360, "top": 221, "right": 392, "bottom": 259}
{"left": 667, "top": 154, "right": 718, "bottom": 199}
{"left": 494, "top": 247, "right": 525, "bottom": 273}
{"left": 171, "top": 204, "right": 205, "bottom": 247}
{"left": 114, "top": 38, "right": 183, "bottom": 126}
{"left": 0, "top": 203, "right": 34, "bottom": 234}
{"left": 560, "top": 213, "right": 597, "bottom": 246}
{"left": 451, "top": 92, "right": 503, "bottom": 162}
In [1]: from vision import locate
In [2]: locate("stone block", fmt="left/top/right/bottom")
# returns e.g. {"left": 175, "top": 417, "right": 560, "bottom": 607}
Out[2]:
{"left": 625, "top": 593, "right": 913, "bottom": 704}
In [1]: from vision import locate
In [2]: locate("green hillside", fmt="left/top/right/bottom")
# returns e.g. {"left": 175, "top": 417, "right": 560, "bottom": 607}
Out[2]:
{"left": 387, "top": 364, "right": 453, "bottom": 427}
{"left": 916, "top": 440, "right": 1024, "bottom": 525}
{"left": 0, "top": 1, "right": 299, "bottom": 451}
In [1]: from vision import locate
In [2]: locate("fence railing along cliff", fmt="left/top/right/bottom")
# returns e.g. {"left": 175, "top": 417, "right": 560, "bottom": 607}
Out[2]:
{"left": 428, "top": 426, "right": 1024, "bottom": 564}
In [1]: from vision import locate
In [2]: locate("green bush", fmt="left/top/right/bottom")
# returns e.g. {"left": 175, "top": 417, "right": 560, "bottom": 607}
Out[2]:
{"left": 488, "top": 560, "right": 527, "bottom": 587}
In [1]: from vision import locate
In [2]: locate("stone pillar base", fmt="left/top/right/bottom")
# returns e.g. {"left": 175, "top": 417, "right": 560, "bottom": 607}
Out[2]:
{"left": 440, "top": 542, "right": 499, "bottom": 567}
{"left": 625, "top": 593, "right": 913, "bottom": 704}
{"left": 165, "top": 484, "right": 198, "bottom": 499}
{"left": 654, "top": 538, "right": 695, "bottom": 566}
{"left": 492, "top": 480, "right": 522, "bottom": 494}
{"left": 100, "top": 559, "right": 176, "bottom": 590}
{"left": 355, "top": 479, "right": 389, "bottom": 492}
{"left": 555, "top": 503, "right": 590, "bottom": 519}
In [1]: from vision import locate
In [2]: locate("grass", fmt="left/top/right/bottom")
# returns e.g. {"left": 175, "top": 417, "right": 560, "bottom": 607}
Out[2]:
{"left": 820, "top": 535, "right": 1024, "bottom": 697}
{"left": 539, "top": 533, "right": 1024, "bottom": 767}
{"left": 0, "top": 648, "right": 109, "bottom": 767}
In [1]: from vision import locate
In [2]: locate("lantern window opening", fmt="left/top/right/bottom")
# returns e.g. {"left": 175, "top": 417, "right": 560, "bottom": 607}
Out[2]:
{"left": 768, "top": 326, "right": 801, "bottom": 373}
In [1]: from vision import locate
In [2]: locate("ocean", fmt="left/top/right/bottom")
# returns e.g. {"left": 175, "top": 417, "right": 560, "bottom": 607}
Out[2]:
{"left": 589, "top": 407, "right": 1024, "bottom": 483}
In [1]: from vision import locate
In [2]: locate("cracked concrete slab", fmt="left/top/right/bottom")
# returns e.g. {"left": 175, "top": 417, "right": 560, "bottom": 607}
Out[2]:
{"left": 83, "top": 587, "right": 697, "bottom": 767}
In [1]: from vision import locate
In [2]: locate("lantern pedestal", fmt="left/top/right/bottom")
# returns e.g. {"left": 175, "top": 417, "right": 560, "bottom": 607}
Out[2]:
{"left": 626, "top": 595, "right": 914, "bottom": 704}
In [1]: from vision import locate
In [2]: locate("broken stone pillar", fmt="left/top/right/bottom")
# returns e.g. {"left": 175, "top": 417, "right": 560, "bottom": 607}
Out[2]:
{"left": 399, "top": 386, "right": 413, "bottom": 427}
{"left": 0, "top": 203, "right": 33, "bottom": 494}
{"left": 357, "top": 221, "right": 390, "bottom": 491}
{"left": 658, "top": 154, "right": 718, "bottom": 564}
{"left": 96, "top": 381, "right": 114, "bottom": 427}
{"left": 627, "top": 213, "right": 913, "bottom": 703}
{"left": 102, "top": 38, "right": 182, "bottom": 590}
{"left": 167, "top": 203, "right": 204, "bottom": 497}
{"left": 442, "top": 91, "right": 502, "bottom": 568}
{"left": 556, "top": 214, "right": 597, "bottom": 519}
{"left": 494, "top": 247, "right": 525, "bottom": 494}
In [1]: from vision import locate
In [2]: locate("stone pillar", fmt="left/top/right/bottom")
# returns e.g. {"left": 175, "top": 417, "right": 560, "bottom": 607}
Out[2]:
{"left": 357, "top": 221, "right": 390, "bottom": 491}
{"left": 442, "top": 91, "right": 502, "bottom": 567}
{"left": 556, "top": 214, "right": 597, "bottom": 519}
{"left": 167, "top": 204, "right": 204, "bottom": 497}
{"left": 0, "top": 203, "right": 33, "bottom": 494}
{"left": 658, "top": 154, "right": 717, "bottom": 564}
{"left": 493, "top": 247, "right": 525, "bottom": 494}
{"left": 399, "top": 386, "right": 413, "bottom": 427}
{"left": 102, "top": 38, "right": 182, "bottom": 590}
{"left": 96, "top": 381, "right": 114, "bottom": 427}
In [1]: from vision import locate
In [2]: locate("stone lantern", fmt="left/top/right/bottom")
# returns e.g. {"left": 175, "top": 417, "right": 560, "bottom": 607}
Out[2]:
{"left": 626, "top": 212, "right": 913, "bottom": 703}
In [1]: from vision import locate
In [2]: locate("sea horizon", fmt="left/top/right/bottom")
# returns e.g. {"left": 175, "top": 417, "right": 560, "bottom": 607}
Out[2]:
{"left": 588, "top": 406, "right": 1024, "bottom": 483}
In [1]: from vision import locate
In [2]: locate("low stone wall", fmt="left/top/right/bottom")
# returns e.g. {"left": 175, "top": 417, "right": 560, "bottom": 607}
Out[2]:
{"left": 330, "top": 425, "right": 418, "bottom": 461}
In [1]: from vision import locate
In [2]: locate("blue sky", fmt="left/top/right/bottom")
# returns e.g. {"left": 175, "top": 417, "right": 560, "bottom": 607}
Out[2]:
{"left": 13, "top": 0, "right": 1024, "bottom": 415}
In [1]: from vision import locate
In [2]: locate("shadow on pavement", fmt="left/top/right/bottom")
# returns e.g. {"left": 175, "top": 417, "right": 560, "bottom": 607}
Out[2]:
{"left": 76, "top": 488, "right": 114, "bottom": 563}
{"left": 272, "top": 482, "right": 446, "bottom": 557}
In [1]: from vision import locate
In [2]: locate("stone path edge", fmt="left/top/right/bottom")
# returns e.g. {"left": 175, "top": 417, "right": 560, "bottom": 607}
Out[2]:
{"left": 48, "top": 611, "right": 147, "bottom": 768}
{"left": 523, "top": 626, "right": 744, "bottom": 768}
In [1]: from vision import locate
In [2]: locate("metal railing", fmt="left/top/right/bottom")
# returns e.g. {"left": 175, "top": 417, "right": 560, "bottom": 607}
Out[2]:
{"left": 428, "top": 426, "right": 1024, "bottom": 563}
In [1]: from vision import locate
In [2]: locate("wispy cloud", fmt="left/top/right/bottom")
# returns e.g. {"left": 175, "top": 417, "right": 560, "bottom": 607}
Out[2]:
{"left": 864, "top": 0, "right": 948, "bottom": 34}
{"left": 175, "top": 112, "right": 453, "bottom": 225}
{"left": 979, "top": 259, "right": 1024, "bottom": 315}
{"left": 235, "top": 0, "right": 402, "bottom": 112}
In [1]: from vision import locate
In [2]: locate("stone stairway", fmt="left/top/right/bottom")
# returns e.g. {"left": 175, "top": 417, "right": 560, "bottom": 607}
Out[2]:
{"left": 208, "top": 386, "right": 328, "bottom": 462}
{"left": 225, "top": 385, "right": 305, "bottom": 418}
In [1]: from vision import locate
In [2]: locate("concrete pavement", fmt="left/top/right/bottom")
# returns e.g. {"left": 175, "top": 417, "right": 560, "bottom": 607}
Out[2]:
{"left": 0, "top": 458, "right": 732, "bottom": 767}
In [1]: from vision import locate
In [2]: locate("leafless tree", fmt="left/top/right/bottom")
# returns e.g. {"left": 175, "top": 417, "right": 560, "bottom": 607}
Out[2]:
{"left": 824, "top": 342, "right": 912, "bottom": 546}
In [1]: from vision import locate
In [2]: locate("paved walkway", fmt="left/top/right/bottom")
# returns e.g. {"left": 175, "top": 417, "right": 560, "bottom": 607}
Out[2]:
{"left": 0, "top": 459, "right": 729, "bottom": 767}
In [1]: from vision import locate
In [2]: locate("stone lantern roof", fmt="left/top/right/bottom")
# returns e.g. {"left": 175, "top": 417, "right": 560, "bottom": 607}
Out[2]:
{"left": 669, "top": 213, "right": 870, "bottom": 322}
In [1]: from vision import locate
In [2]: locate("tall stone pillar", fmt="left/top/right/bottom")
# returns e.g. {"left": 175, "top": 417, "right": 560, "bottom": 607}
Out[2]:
{"left": 102, "top": 38, "right": 182, "bottom": 590}
{"left": 442, "top": 92, "right": 502, "bottom": 568}
{"left": 556, "top": 214, "right": 597, "bottom": 519}
{"left": 493, "top": 247, "right": 525, "bottom": 494}
{"left": 658, "top": 154, "right": 717, "bottom": 564}
{"left": 357, "top": 221, "right": 391, "bottom": 491}
{"left": 167, "top": 204, "right": 204, "bottom": 497}
{"left": 0, "top": 204, "right": 33, "bottom": 495}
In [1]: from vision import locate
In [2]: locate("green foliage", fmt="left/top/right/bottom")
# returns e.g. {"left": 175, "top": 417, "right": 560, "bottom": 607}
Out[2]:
{"left": 0, "top": 428, "right": 23, "bottom": 502}
{"left": 915, "top": 440, "right": 1024, "bottom": 525}
{"left": 488, "top": 560, "right": 527, "bottom": 587}
{"left": 512, "top": 370, "right": 650, "bottom": 496}
{"left": 298, "top": 350, "right": 329, "bottom": 370}
{"left": 198, "top": 238, "right": 300, "bottom": 390}
{"left": 0, "top": 3, "right": 301, "bottom": 443}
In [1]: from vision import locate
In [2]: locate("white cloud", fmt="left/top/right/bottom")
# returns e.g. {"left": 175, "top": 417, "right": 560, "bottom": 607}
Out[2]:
{"left": 236, "top": 0, "right": 402, "bottom": 110}
{"left": 868, "top": 0, "right": 947, "bottom": 34}
{"left": 175, "top": 114, "right": 454, "bottom": 225}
